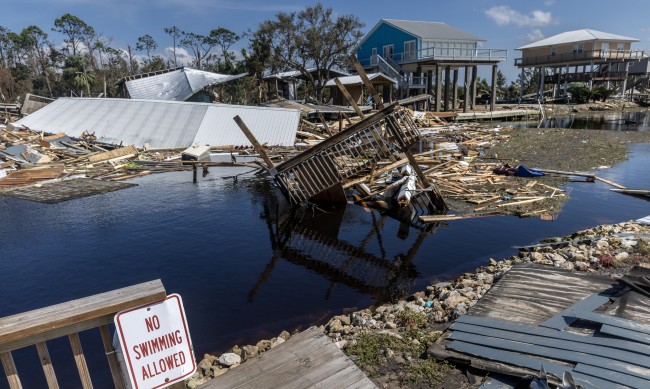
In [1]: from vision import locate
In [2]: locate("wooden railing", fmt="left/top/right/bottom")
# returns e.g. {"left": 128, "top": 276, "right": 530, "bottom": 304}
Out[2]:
{"left": 0, "top": 280, "right": 167, "bottom": 389}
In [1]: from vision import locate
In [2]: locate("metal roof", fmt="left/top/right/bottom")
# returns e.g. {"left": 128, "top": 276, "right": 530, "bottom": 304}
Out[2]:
{"left": 15, "top": 98, "right": 300, "bottom": 148}
{"left": 517, "top": 29, "right": 639, "bottom": 50}
{"left": 125, "top": 68, "right": 247, "bottom": 101}
{"left": 382, "top": 19, "right": 484, "bottom": 42}
{"left": 263, "top": 67, "right": 350, "bottom": 81}
{"left": 324, "top": 73, "right": 397, "bottom": 87}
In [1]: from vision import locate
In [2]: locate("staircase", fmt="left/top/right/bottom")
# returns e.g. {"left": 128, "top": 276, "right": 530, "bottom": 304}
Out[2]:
{"left": 372, "top": 55, "right": 410, "bottom": 97}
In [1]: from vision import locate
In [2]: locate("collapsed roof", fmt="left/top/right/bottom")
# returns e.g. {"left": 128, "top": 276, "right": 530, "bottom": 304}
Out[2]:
{"left": 14, "top": 98, "right": 300, "bottom": 149}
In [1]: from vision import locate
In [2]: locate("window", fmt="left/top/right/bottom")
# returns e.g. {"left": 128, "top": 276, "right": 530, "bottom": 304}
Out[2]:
{"left": 551, "top": 47, "right": 557, "bottom": 56}
{"left": 404, "top": 40, "right": 416, "bottom": 60}
{"left": 617, "top": 42, "right": 625, "bottom": 51}
{"left": 572, "top": 43, "right": 584, "bottom": 54}
{"left": 382, "top": 44, "right": 394, "bottom": 60}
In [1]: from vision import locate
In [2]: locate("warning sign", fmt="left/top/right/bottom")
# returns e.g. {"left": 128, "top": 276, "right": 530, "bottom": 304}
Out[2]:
{"left": 115, "top": 294, "right": 196, "bottom": 389}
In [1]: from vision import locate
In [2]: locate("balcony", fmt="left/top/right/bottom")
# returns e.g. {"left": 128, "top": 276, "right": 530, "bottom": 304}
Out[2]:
{"left": 359, "top": 47, "right": 508, "bottom": 68}
{"left": 515, "top": 49, "right": 646, "bottom": 67}
{"left": 544, "top": 71, "right": 628, "bottom": 84}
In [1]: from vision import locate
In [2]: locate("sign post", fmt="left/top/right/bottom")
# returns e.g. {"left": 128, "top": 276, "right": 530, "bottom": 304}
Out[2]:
{"left": 115, "top": 294, "right": 196, "bottom": 389}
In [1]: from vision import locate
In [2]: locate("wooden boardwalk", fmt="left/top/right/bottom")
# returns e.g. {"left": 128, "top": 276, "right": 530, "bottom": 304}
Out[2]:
{"left": 199, "top": 327, "right": 377, "bottom": 389}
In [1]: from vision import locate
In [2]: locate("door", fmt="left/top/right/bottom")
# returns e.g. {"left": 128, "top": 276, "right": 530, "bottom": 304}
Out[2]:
{"left": 382, "top": 44, "right": 394, "bottom": 60}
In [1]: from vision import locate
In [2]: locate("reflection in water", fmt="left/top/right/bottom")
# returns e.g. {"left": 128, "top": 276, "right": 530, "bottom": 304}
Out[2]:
{"left": 249, "top": 195, "right": 439, "bottom": 303}
{"left": 513, "top": 110, "right": 650, "bottom": 131}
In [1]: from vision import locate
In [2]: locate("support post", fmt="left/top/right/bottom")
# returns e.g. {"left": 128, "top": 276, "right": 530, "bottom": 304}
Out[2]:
{"left": 349, "top": 54, "right": 384, "bottom": 109}
{"left": 192, "top": 164, "right": 197, "bottom": 183}
{"left": 426, "top": 69, "right": 433, "bottom": 96}
{"left": 539, "top": 66, "right": 545, "bottom": 100}
{"left": 490, "top": 64, "right": 497, "bottom": 111}
{"left": 471, "top": 65, "right": 477, "bottom": 110}
{"left": 435, "top": 65, "right": 442, "bottom": 112}
{"left": 463, "top": 66, "right": 470, "bottom": 113}
{"left": 452, "top": 68, "right": 459, "bottom": 111}
{"left": 444, "top": 66, "right": 451, "bottom": 111}
{"left": 233, "top": 115, "right": 275, "bottom": 169}
{"left": 519, "top": 67, "right": 525, "bottom": 101}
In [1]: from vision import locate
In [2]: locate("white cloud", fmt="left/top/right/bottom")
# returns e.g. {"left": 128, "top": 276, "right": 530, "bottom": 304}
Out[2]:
{"left": 525, "top": 29, "right": 545, "bottom": 42}
{"left": 162, "top": 47, "right": 194, "bottom": 66}
{"left": 485, "top": 6, "right": 553, "bottom": 27}
{"left": 543, "top": 0, "right": 556, "bottom": 5}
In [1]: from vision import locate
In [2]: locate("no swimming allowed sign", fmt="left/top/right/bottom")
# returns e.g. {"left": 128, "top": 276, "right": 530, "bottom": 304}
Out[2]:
{"left": 115, "top": 294, "right": 197, "bottom": 389}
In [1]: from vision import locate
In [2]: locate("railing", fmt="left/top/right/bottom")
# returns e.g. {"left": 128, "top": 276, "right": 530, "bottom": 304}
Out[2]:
{"left": 515, "top": 49, "right": 646, "bottom": 66}
{"left": 0, "top": 280, "right": 167, "bottom": 389}
{"left": 360, "top": 47, "right": 508, "bottom": 69}
{"left": 544, "top": 71, "right": 629, "bottom": 84}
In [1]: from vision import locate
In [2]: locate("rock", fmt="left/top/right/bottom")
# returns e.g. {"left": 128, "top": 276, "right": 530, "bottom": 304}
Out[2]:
{"left": 559, "top": 261, "right": 574, "bottom": 270}
{"left": 186, "top": 373, "right": 210, "bottom": 389}
{"left": 451, "top": 303, "right": 468, "bottom": 317}
{"left": 231, "top": 345, "right": 241, "bottom": 356}
{"left": 595, "top": 240, "right": 609, "bottom": 250}
{"left": 327, "top": 318, "right": 343, "bottom": 333}
{"left": 198, "top": 358, "right": 213, "bottom": 376}
{"left": 530, "top": 252, "right": 544, "bottom": 262}
{"left": 385, "top": 321, "right": 397, "bottom": 329}
{"left": 203, "top": 354, "right": 217, "bottom": 365}
{"left": 217, "top": 353, "right": 241, "bottom": 367}
{"left": 279, "top": 330, "right": 291, "bottom": 340}
{"left": 575, "top": 261, "right": 590, "bottom": 271}
{"left": 212, "top": 366, "right": 228, "bottom": 378}
{"left": 489, "top": 258, "right": 498, "bottom": 266}
{"left": 241, "top": 345, "right": 259, "bottom": 361}
{"left": 551, "top": 253, "right": 566, "bottom": 264}
{"left": 385, "top": 348, "right": 395, "bottom": 358}
{"left": 256, "top": 339, "right": 272, "bottom": 352}
{"left": 335, "top": 314, "right": 351, "bottom": 326}
{"left": 335, "top": 340, "right": 348, "bottom": 349}
{"left": 441, "top": 291, "right": 469, "bottom": 308}
{"left": 615, "top": 252, "right": 629, "bottom": 262}
{"left": 270, "top": 337, "right": 285, "bottom": 348}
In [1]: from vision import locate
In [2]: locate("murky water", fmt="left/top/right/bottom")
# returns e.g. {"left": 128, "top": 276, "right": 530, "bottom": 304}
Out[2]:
{"left": 512, "top": 109, "right": 650, "bottom": 132}
{"left": 1, "top": 124, "right": 650, "bottom": 388}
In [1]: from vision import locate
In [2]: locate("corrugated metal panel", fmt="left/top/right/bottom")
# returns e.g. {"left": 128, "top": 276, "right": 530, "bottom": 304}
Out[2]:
{"left": 325, "top": 73, "right": 397, "bottom": 87}
{"left": 518, "top": 29, "right": 639, "bottom": 50}
{"left": 185, "top": 69, "right": 247, "bottom": 92}
{"left": 195, "top": 105, "right": 300, "bottom": 147}
{"left": 15, "top": 98, "right": 299, "bottom": 148}
{"left": 126, "top": 69, "right": 194, "bottom": 101}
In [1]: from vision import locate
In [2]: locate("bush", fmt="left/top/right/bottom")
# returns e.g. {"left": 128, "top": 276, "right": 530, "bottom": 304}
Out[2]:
{"left": 567, "top": 83, "right": 591, "bottom": 104}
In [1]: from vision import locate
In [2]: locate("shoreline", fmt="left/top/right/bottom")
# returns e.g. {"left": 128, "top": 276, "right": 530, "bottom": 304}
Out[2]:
{"left": 186, "top": 218, "right": 650, "bottom": 388}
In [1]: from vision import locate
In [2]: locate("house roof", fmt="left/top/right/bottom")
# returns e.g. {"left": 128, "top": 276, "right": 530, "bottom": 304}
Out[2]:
{"left": 263, "top": 67, "right": 350, "bottom": 81}
{"left": 122, "top": 67, "right": 247, "bottom": 101}
{"left": 517, "top": 29, "right": 639, "bottom": 50}
{"left": 357, "top": 19, "right": 485, "bottom": 51}
{"left": 14, "top": 98, "right": 300, "bottom": 148}
{"left": 324, "top": 73, "right": 397, "bottom": 87}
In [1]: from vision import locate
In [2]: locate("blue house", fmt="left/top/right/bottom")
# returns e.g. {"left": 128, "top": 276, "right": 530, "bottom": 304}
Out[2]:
{"left": 355, "top": 19, "right": 508, "bottom": 111}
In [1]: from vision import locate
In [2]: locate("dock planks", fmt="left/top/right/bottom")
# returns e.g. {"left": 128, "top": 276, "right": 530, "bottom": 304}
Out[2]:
{"left": 198, "top": 327, "right": 377, "bottom": 389}
{"left": 430, "top": 264, "right": 650, "bottom": 388}
{"left": 1, "top": 178, "right": 137, "bottom": 203}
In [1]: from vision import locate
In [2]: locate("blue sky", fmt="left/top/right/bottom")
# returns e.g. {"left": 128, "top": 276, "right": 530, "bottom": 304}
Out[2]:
{"left": 3, "top": 0, "right": 649, "bottom": 83}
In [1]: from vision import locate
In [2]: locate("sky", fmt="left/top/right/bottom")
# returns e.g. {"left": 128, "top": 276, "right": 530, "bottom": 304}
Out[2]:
{"left": 2, "top": 0, "right": 650, "bottom": 83}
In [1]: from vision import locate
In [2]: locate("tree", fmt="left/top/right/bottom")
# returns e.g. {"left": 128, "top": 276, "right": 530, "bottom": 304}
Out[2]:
{"left": 0, "top": 26, "right": 10, "bottom": 68}
{"left": 15, "top": 26, "right": 56, "bottom": 96}
{"left": 250, "top": 3, "right": 363, "bottom": 103}
{"left": 136, "top": 34, "right": 158, "bottom": 62}
{"left": 180, "top": 31, "right": 221, "bottom": 70}
{"left": 62, "top": 55, "right": 95, "bottom": 95}
{"left": 208, "top": 27, "right": 239, "bottom": 72}
{"left": 52, "top": 14, "right": 95, "bottom": 56}
{"left": 164, "top": 26, "right": 181, "bottom": 67}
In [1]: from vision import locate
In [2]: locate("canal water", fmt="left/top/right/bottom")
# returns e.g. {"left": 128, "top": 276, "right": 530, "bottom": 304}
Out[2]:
{"left": 1, "top": 114, "right": 650, "bottom": 388}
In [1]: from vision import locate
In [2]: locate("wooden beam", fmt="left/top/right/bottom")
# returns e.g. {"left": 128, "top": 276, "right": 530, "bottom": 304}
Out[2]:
{"left": 99, "top": 325, "right": 125, "bottom": 389}
{"left": 333, "top": 78, "right": 365, "bottom": 118}
{"left": 1, "top": 352, "right": 21, "bottom": 389}
{"left": 349, "top": 54, "right": 384, "bottom": 109}
{"left": 69, "top": 333, "right": 93, "bottom": 389}
{"left": 233, "top": 115, "right": 275, "bottom": 169}
{"left": 35, "top": 342, "right": 59, "bottom": 389}
{"left": 0, "top": 280, "right": 166, "bottom": 353}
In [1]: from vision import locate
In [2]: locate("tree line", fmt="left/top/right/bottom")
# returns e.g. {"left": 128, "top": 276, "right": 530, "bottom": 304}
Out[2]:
{"left": 0, "top": 3, "right": 535, "bottom": 106}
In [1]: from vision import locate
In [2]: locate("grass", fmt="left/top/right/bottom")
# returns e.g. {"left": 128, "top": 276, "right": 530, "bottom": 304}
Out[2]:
{"left": 404, "top": 359, "right": 453, "bottom": 387}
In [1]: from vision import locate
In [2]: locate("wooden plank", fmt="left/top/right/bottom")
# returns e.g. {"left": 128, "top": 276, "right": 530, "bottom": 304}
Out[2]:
{"left": 449, "top": 331, "right": 650, "bottom": 380}
{"left": 600, "top": 323, "right": 650, "bottom": 345}
{"left": 334, "top": 78, "right": 365, "bottom": 119}
{"left": 349, "top": 55, "right": 384, "bottom": 109}
{"left": 540, "top": 294, "right": 611, "bottom": 330}
{"left": 447, "top": 341, "right": 622, "bottom": 389}
{"left": 0, "top": 280, "right": 165, "bottom": 353}
{"left": 99, "top": 325, "right": 125, "bottom": 389}
{"left": 594, "top": 176, "right": 626, "bottom": 189}
{"left": 87, "top": 145, "right": 138, "bottom": 164}
{"left": 496, "top": 197, "right": 546, "bottom": 207}
{"left": 198, "top": 327, "right": 376, "bottom": 389}
{"left": 468, "top": 264, "right": 617, "bottom": 325}
{"left": 419, "top": 212, "right": 501, "bottom": 223}
{"left": 233, "top": 115, "right": 275, "bottom": 169}
{"left": 1, "top": 352, "right": 22, "bottom": 389}
{"left": 574, "top": 310, "right": 650, "bottom": 335}
{"left": 35, "top": 342, "right": 59, "bottom": 389}
{"left": 69, "top": 333, "right": 93, "bottom": 389}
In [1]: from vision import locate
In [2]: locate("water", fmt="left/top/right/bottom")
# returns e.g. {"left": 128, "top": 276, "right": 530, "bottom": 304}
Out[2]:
{"left": 2, "top": 140, "right": 650, "bottom": 388}
{"left": 512, "top": 109, "right": 650, "bottom": 132}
